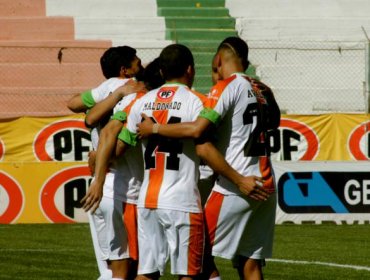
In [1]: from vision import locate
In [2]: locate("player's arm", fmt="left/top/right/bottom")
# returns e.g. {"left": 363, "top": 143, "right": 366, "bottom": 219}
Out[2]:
{"left": 137, "top": 114, "right": 212, "bottom": 139}
{"left": 81, "top": 116, "right": 126, "bottom": 213}
{"left": 85, "top": 81, "right": 146, "bottom": 127}
{"left": 67, "top": 92, "right": 90, "bottom": 113}
{"left": 195, "top": 141, "right": 269, "bottom": 201}
{"left": 264, "top": 89, "right": 280, "bottom": 130}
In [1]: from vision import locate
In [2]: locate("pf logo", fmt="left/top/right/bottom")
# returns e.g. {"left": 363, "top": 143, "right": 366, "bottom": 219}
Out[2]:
{"left": 348, "top": 121, "right": 370, "bottom": 160}
{"left": 34, "top": 119, "right": 91, "bottom": 161}
{"left": 269, "top": 118, "right": 319, "bottom": 161}
{"left": 157, "top": 89, "right": 175, "bottom": 100}
{"left": 40, "top": 166, "right": 92, "bottom": 223}
{"left": 0, "top": 171, "right": 24, "bottom": 223}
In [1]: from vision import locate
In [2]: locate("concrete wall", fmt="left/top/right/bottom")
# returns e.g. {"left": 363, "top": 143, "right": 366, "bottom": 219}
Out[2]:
{"left": 226, "top": 0, "right": 370, "bottom": 41}
{"left": 226, "top": 0, "right": 370, "bottom": 113}
{"left": 46, "top": 0, "right": 172, "bottom": 52}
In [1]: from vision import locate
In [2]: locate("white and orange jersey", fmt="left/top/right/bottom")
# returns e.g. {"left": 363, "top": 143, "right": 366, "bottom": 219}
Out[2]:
{"left": 100, "top": 92, "right": 145, "bottom": 203}
{"left": 200, "top": 73, "right": 276, "bottom": 195}
{"left": 84, "top": 77, "right": 131, "bottom": 150}
{"left": 120, "top": 83, "right": 208, "bottom": 213}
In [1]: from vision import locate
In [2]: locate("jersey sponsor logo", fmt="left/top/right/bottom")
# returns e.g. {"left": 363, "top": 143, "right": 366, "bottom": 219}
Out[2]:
{"left": 269, "top": 118, "right": 319, "bottom": 161}
{"left": 40, "top": 166, "right": 92, "bottom": 223}
{"left": 348, "top": 121, "right": 370, "bottom": 160}
{"left": 0, "top": 171, "right": 23, "bottom": 223}
{"left": 0, "top": 138, "right": 4, "bottom": 161}
{"left": 208, "top": 88, "right": 219, "bottom": 101}
{"left": 278, "top": 172, "right": 370, "bottom": 214}
{"left": 157, "top": 89, "right": 175, "bottom": 100}
{"left": 34, "top": 119, "right": 92, "bottom": 161}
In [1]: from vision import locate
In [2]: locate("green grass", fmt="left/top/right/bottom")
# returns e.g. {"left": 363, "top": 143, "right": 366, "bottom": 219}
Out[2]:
{"left": 0, "top": 224, "right": 369, "bottom": 279}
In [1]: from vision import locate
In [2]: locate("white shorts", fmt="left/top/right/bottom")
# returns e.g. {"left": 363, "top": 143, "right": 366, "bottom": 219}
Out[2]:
{"left": 204, "top": 191, "right": 276, "bottom": 261}
{"left": 137, "top": 208, "right": 204, "bottom": 276}
{"left": 92, "top": 197, "right": 138, "bottom": 261}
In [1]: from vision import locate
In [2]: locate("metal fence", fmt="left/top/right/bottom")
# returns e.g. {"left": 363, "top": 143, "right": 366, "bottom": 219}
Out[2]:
{"left": 248, "top": 41, "right": 369, "bottom": 114}
{"left": 0, "top": 41, "right": 368, "bottom": 118}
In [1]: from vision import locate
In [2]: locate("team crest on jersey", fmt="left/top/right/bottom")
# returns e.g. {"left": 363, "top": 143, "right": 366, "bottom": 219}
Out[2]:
{"left": 0, "top": 171, "right": 24, "bottom": 223}
{"left": 40, "top": 166, "right": 92, "bottom": 223}
{"left": 157, "top": 89, "right": 175, "bottom": 100}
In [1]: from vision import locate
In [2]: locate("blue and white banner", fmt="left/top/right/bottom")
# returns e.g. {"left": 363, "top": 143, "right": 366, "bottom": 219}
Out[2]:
{"left": 274, "top": 161, "right": 370, "bottom": 224}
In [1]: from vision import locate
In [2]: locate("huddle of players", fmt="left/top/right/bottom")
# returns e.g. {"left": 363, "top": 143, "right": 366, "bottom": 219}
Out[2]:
{"left": 69, "top": 36, "right": 280, "bottom": 280}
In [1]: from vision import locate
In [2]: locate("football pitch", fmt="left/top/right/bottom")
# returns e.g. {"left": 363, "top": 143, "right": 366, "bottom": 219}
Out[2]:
{"left": 0, "top": 223, "right": 369, "bottom": 279}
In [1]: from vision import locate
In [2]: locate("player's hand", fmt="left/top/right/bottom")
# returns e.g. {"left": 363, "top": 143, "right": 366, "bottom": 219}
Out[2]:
{"left": 80, "top": 180, "right": 103, "bottom": 213}
{"left": 136, "top": 113, "right": 154, "bottom": 139}
{"left": 114, "top": 80, "right": 146, "bottom": 98}
{"left": 87, "top": 150, "right": 96, "bottom": 176}
{"left": 237, "top": 176, "right": 270, "bottom": 201}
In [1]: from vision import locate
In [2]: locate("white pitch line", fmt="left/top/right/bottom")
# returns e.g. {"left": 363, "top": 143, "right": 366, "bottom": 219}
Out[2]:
{"left": 268, "top": 258, "right": 370, "bottom": 272}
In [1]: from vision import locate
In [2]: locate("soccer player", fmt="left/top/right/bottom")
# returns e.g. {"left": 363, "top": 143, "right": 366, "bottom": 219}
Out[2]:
{"left": 82, "top": 44, "right": 263, "bottom": 280}
{"left": 67, "top": 46, "right": 144, "bottom": 280}
{"left": 81, "top": 58, "right": 165, "bottom": 280}
{"left": 136, "top": 37, "right": 280, "bottom": 280}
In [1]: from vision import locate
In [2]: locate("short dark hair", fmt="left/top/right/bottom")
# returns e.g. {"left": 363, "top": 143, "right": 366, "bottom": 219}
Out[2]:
{"left": 143, "top": 58, "right": 165, "bottom": 90}
{"left": 100, "top": 46, "right": 137, "bottom": 79}
{"left": 159, "top": 44, "right": 194, "bottom": 81}
{"left": 218, "top": 37, "right": 249, "bottom": 70}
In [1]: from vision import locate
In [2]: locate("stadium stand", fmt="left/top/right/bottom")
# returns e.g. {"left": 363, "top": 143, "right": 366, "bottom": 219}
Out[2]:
{"left": 157, "top": 0, "right": 238, "bottom": 93}
{"left": 2, "top": 0, "right": 368, "bottom": 116}
{"left": 226, "top": 0, "right": 370, "bottom": 113}
{"left": 0, "top": 0, "right": 112, "bottom": 118}
{"left": 0, "top": 0, "right": 171, "bottom": 118}
{"left": 46, "top": 0, "right": 172, "bottom": 64}
{"left": 226, "top": 0, "right": 370, "bottom": 41}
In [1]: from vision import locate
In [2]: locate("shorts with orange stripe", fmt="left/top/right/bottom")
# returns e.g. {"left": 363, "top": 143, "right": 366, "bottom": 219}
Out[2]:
{"left": 137, "top": 208, "right": 204, "bottom": 276}
{"left": 204, "top": 191, "right": 276, "bottom": 261}
{"left": 92, "top": 197, "right": 138, "bottom": 261}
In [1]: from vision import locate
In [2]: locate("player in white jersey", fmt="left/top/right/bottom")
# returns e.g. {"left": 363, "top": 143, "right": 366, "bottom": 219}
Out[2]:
{"left": 119, "top": 45, "right": 206, "bottom": 280}
{"left": 82, "top": 58, "right": 164, "bottom": 280}
{"left": 82, "top": 44, "right": 263, "bottom": 280}
{"left": 67, "top": 46, "right": 144, "bottom": 280}
{"left": 136, "top": 37, "right": 280, "bottom": 280}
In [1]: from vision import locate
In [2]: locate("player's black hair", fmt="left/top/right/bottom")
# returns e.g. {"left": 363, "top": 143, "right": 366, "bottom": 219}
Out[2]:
{"left": 143, "top": 58, "right": 165, "bottom": 90}
{"left": 100, "top": 46, "right": 137, "bottom": 79}
{"left": 218, "top": 36, "right": 250, "bottom": 71}
{"left": 159, "top": 44, "right": 194, "bottom": 81}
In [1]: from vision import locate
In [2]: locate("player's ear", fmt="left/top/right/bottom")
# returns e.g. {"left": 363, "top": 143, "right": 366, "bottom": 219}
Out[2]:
{"left": 216, "top": 53, "right": 221, "bottom": 68}
{"left": 186, "top": 65, "right": 195, "bottom": 77}
{"left": 120, "top": 66, "right": 127, "bottom": 76}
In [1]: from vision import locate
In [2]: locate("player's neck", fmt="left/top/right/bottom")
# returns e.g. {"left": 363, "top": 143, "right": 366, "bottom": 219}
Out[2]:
{"left": 166, "top": 77, "right": 190, "bottom": 88}
{"left": 222, "top": 62, "right": 244, "bottom": 79}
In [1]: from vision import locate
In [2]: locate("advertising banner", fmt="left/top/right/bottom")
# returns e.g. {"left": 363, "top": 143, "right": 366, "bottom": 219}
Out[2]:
{"left": 0, "top": 162, "right": 91, "bottom": 223}
{"left": 274, "top": 161, "right": 370, "bottom": 224}
{"left": 270, "top": 114, "right": 370, "bottom": 161}
{"left": 0, "top": 114, "right": 91, "bottom": 162}
{"left": 0, "top": 114, "right": 368, "bottom": 223}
